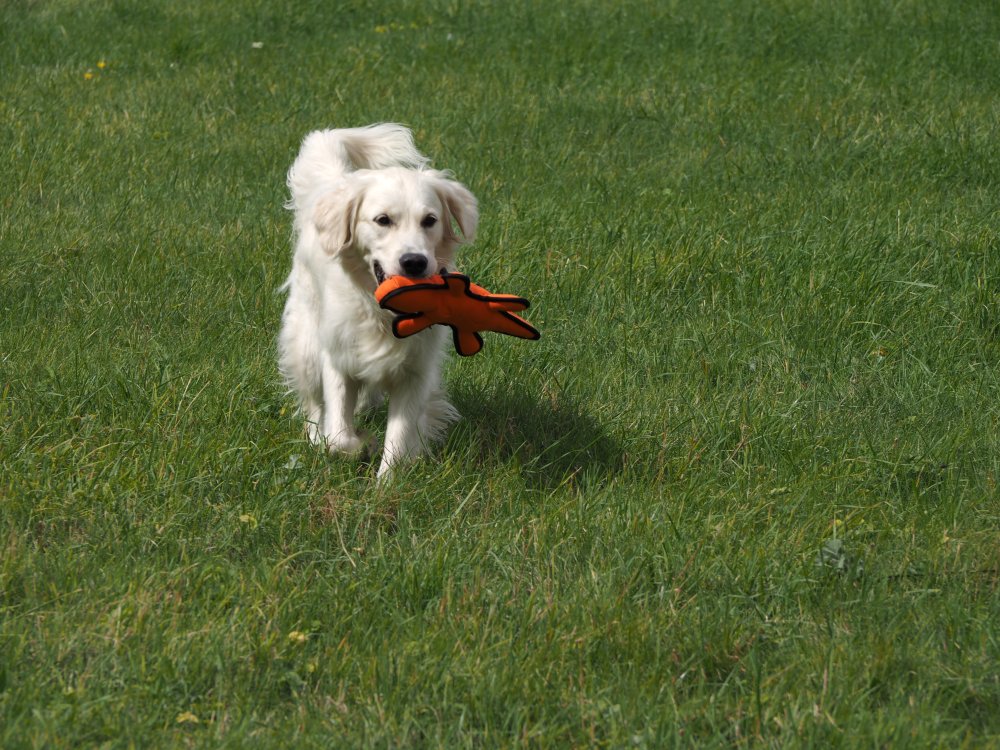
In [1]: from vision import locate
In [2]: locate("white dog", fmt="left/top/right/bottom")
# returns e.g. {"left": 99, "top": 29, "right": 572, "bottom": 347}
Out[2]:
{"left": 278, "top": 124, "right": 478, "bottom": 479}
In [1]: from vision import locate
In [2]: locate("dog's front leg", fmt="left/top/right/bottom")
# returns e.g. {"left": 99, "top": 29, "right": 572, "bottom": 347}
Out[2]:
{"left": 377, "top": 379, "right": 432, "bottom": 480}
{"left": 319, "top": 351, "right": 368, "bottom": 455}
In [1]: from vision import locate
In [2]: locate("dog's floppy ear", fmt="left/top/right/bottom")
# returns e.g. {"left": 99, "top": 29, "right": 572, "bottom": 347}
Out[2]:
{"left": 313, "top": 177, "right": 365, "bottom": 255}
{"left": 429, "top": 171, "right": 478, "bottom": 245}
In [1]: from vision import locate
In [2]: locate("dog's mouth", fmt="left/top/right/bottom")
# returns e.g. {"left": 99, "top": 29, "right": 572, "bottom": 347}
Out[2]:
{"left": 373, "top": 261, "right": 448, "bottom": 284}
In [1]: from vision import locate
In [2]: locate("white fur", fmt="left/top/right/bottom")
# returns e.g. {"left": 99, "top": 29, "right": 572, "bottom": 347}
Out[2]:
{"left": 278, "top": 124, "right": 478, "bottom": 479}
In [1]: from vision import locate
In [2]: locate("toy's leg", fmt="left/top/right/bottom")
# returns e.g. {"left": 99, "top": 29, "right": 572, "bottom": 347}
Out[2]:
{"left": 319, "top": 351, "right": 368, "bottom": 455}
{"left": 377, "top": 379, "right": 433, "bottom": 480}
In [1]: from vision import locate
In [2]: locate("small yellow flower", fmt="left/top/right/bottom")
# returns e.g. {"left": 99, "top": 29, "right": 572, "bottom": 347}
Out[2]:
{"left": 96, "top": 60, "right": 107, "bottom": 69}
{"left": 83, "top": 71, "right": 94, "bottom": 80}
{"left": 175, "top": 711, "right": 200, "bottom": 724}
{"left": 288, "top": 630, "right": 308, "bottom": 644}
{"left": 374, "top": 25, "right": 388, "bottom": 33}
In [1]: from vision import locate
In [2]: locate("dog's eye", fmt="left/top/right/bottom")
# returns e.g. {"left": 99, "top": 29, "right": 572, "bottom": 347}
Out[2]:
{"left": 374, "top": 214, "right": 393, "bottom": 227}
{"left": 421, "top": 214, "right": 438, "bottom": 229}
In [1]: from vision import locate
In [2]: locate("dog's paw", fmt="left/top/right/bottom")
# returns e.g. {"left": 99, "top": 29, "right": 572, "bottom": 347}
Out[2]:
{"left": 325, "top": 429, "right": 373, "bottom": 457}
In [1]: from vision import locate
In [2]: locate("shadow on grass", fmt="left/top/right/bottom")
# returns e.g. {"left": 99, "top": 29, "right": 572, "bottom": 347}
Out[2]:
{"left": 448, "top": 384, "right": 624, "bottom": 489}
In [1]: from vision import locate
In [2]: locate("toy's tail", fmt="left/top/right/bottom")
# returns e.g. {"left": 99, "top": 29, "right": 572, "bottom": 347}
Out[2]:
{"left": 286, "top": 124, "right": 428, "bottom": 212}
{"left": 454, "top": 331, "right": 485, "bottom": 357}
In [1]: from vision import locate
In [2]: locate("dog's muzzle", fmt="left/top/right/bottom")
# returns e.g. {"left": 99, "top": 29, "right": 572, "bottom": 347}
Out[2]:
{"left": 399, "top": 253, "right": 428, "bottom": 277}
{"left": 373, "top": 261, "right": 449, "bottom": 284}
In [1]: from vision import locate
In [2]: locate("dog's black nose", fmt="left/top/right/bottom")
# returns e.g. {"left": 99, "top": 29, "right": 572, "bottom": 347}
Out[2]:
{"left": 399, "top": 253, "right": 428, "bottom": 277}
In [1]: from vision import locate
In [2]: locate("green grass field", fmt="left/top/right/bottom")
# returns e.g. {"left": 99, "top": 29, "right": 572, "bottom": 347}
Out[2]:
{"left": 2, "top": 0, "right": 999, "bottom": 746}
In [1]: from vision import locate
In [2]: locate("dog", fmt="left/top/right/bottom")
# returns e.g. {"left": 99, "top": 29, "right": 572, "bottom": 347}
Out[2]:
{"left": 278, "top": 124, "right": 478, "bottom": 479}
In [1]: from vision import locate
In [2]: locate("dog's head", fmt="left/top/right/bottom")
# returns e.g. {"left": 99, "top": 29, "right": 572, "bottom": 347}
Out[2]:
{"left": 313, "top": 167, "right": 478, "bottom": 287}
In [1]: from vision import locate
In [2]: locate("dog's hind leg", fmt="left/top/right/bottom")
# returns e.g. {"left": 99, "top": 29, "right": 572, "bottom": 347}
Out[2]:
{"left": 377, "top": 378, "right": 433, "bottom": 480}
{"left": 421, "top": 389, "right": 460, "bottom": 444}
{"left": 377, "top": 382, "right": 458, "bottom": 481}
{"left": 355, "top": 385, "right": 385, "bottom": 415}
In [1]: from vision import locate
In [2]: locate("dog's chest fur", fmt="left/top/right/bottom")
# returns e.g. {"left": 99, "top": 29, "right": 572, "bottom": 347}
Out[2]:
{"left": 307, "top": 268, "right": 442, "bottom": 387}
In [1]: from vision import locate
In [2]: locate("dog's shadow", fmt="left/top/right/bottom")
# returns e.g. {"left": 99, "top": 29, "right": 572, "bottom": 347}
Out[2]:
{"left": 446, "top": 384, "right": 624, "bottom": 489}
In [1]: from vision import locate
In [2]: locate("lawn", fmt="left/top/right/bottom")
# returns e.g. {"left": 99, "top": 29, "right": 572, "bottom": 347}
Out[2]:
{"left": 2, "top": 0, "right": 999, "bottom": 746}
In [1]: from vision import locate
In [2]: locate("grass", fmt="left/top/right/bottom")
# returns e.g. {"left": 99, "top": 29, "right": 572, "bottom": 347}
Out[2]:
{"left": 2, "top": 0, "right": 999, "bottom": 746}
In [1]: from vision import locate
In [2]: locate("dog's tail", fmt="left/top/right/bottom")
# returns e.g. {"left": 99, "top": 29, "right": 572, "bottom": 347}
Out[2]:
{"left": 286, "top": 124, "right": 428, "bottom": 211}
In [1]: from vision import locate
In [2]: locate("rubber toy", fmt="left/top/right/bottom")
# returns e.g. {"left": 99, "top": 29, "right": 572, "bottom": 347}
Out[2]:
{"left": 374, "top": 272, "right": 540, "bottom": 356}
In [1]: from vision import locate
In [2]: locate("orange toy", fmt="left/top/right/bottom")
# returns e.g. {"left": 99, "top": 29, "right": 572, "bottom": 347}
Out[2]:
{"left": 374, "top": 272, "right": 540, "bottom": 356}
